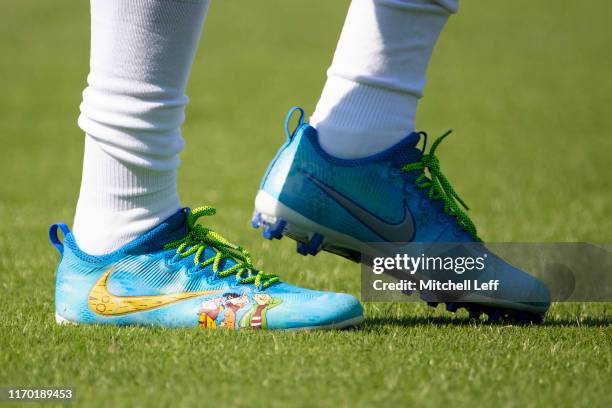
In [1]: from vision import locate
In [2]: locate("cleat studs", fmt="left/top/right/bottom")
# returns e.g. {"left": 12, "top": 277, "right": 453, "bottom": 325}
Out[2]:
{"left": 270, "top": 220, "right": 286, "bottom": 239}
{"left": 487, "top": 309, "right": 502, "bottom": 323}
{"left": 261, "top": 218, "right": 286, "bottom": 240}
{"left": 307, "top": 233, "right": 324, "bottom": 255}
{"left": 296, "top": 233, "right": 324, "bottom": 256}
{"left": 514, "top": 311, "right": 543, "bottom": 324}
{"left": 445, "top": 302, "right": 458, "bottom": 312}
{"left": 427, "top": 302, "right": 439, "bottom": 308}
{"left": 514, "top": 311, "right": 529, "bottom": 324}
{"left": 468, "top": 308, "right": 481, "bottom": 320}
{"left": 251, "top": 212, "right": 262, "bottom": 229}
{"left": 430, "top": 301, "right": 544, "bottom": 325}
{"left": 479, "top": 308, "right": 544, "bottom": 325}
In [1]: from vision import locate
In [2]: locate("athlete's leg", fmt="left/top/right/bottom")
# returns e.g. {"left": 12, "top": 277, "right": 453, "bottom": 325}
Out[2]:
{"left": 311, "top": 0, "right": 458, "bottom": 159}
{"left": 51, "top": 0, "right": 363, "bottom": 330}
{"left": 73, "top": 0, "right": 209, "bottom": 254}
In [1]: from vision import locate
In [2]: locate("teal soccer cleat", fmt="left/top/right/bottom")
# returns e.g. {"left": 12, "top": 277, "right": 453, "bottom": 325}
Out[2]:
{"left": 50, "top": 206, "right": 363, "bottom": 330}
{"left": 252, "top": 107, "right": 551, "bottom": 323}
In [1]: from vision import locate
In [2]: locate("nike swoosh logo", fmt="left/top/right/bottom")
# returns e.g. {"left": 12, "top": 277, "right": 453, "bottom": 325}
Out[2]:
{"left": 88, "top": 267, "right": 223, "bottom": 316}
{"left": 306, "top": 174, "right": 414, "bottom": 242}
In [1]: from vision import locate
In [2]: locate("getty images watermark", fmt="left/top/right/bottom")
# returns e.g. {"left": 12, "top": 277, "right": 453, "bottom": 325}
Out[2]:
{"left": 361, "top": 243, "right": 612, "bottom": 302}
{"left": 371, "top": 252, "right": 501, "bottom": 292}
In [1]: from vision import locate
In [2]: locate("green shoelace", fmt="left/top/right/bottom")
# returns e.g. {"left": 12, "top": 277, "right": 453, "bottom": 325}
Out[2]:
{"left": 401, "top": 130, "right": 481, "bottom": 241}
{"left": 164, "top": 206, "right": 280, "bottom": 289}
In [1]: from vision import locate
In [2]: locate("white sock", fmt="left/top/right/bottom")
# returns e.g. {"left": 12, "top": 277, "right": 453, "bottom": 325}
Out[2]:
{"left": 73, "top": 0, "right": 209, "bottom": 255}
{"left": 311, "top": 0, "right": 458, "bottom": 159}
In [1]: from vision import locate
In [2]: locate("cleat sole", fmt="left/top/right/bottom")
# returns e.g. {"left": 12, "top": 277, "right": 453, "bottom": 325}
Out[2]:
{"left": 437, "top": 302, "right": 544, "bottom": 324}
{"left": 253, "top": 190, "right": 547, "bottom": 325}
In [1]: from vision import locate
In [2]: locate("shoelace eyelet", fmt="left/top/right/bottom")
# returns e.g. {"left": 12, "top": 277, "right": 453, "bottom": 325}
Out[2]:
{"left": 401, "top": 130, "right": 480, "bottom": 241}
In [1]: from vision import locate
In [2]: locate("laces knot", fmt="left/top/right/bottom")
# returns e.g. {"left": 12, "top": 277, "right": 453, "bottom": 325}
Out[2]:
{"left": 421, "top": 154, "right": 440, "bottom": 172}
{"left": 164, "top": 206, "right": 280, "bottom": 289}
{"left": 401, "top": 131, "right": 481, "bottom": 241}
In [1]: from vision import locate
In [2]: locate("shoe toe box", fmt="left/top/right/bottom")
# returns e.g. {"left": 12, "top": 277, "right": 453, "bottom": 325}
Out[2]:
{"left": 264, "top": 286, "right": 364, "bottom": 330}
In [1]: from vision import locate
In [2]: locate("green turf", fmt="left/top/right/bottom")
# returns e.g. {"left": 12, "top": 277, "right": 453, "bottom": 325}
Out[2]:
{"left": 1, "top": 0, "right": 611, "bottom": 407}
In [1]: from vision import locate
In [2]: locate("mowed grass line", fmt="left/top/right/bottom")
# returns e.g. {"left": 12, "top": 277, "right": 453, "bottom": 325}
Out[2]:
{"left": 1, "top": 0, "right": 611, "bottom": 407}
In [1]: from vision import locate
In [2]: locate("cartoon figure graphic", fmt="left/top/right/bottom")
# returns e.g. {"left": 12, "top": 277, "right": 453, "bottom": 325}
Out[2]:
{"left": 198, "top": 296, "right": 224, "bottom": 328}
{"left": 239, "top": 293, "right": 282, "bottom": 330}
{"left": 218, "top": 292, "right": 249, "bottom": 329}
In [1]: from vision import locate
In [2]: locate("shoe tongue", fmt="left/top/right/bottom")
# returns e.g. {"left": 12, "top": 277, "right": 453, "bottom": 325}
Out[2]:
{"left": 127, "top": 208, "right": 189, "bottom": 254}
{"left": 127, "top": 208, "right": 244, "bottom": 272}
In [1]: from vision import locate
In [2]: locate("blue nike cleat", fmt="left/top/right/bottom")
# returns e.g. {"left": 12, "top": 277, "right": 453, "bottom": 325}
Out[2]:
{"left": 252, "top": 107, "right": 551, "bottom": 323}
{"left": 49, "top": 206, "right": 363, "bottom": 329}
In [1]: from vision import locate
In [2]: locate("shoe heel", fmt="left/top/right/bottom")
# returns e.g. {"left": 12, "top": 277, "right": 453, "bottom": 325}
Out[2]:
{"left": 253, "top": 190, "right": 329, "bottom": 257}
{"left": 252, "top": 209, "right": 325, "bottom": 256}
{"left": 253, "top": 190, "right": 364, "bottom": 262}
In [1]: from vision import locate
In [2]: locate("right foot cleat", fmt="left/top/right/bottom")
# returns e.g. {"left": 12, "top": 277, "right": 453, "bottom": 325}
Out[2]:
{"left": 253, "top": 106, "right": 551, "bottom": 323}
{"left": 50, "top": 206, "right": 363, "bottom": 330}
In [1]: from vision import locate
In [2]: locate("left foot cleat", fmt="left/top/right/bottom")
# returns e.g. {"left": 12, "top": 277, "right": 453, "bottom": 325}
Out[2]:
{"left": 253, "top": 107, "right": 551, "bottom": 323}
{"left": 49, "top": 206, "right": 363, "bottom": 330}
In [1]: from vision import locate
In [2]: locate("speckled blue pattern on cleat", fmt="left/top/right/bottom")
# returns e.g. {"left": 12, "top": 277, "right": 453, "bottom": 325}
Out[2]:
{"left": 253, "top": 106, "right": 551, "bottom": 324}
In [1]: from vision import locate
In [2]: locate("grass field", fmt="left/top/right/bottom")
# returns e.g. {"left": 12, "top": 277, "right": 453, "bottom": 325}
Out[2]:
{"left": 1, "top": 0, "right": 611, "bottom": 407}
